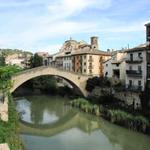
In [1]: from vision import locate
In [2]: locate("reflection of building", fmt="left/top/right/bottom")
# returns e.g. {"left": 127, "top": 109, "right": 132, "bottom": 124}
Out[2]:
{"left": 103, "top": 50, "right": 126, "bottom": 84}
{"left": 47, "top": 37, "right": 111, "bottom": 76}
{"left": 5, "top": 53, "right": 32, "bottom": 68}
{"left": 125, "top": 44, "right": 147, "bottom": 91}
{"left": 145, "top": 23, "right": 150, "bottom": 89}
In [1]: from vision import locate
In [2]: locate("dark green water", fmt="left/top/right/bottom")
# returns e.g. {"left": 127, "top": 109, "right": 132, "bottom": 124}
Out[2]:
{"left": 15, "top": 95, "right": 150, "bottom": 150}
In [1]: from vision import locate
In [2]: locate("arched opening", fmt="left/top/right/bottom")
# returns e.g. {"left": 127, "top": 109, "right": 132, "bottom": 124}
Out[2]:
{"left": 12, "top": 74, "right": 84, "bottom": 97}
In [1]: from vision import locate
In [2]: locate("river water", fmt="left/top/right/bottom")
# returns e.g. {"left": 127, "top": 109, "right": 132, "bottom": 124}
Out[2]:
{"left": 14, "top": 95, "right": 150, "bottom": 150}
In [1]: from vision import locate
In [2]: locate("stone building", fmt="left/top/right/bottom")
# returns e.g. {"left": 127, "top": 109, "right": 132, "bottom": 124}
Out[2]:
{"left": 125, "top": 44, "right": 147, "bottom": 91}
{"left": 48, "top": 36, "right": 110, "bottom": 76}
{"left": 5, "top": 53, "right": 32, "bottom": 68}
{"left": 103, "top": 50, "right": 126, "bottom": 84}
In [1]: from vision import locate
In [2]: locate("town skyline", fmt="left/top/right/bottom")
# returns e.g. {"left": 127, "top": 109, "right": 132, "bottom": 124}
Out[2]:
{"left": 0, "top": 0, "right": 150, "bottom": 54}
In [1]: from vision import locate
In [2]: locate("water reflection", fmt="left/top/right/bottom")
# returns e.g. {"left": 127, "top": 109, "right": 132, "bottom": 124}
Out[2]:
{"left": 15, "top": 95, "right": 150, "bottom": 150}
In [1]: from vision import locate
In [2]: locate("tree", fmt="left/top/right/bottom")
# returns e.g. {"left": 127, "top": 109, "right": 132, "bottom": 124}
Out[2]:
{"left": 30, "top": 54, "right": 43, "bottom": 68}
{"left": 86, "top": 76, "right": 111, "bottom": 92}
{"left": 0, "top": 65, "right": 22, "bottom": 102}
{"left": 0, "top": 51, "right": 6, "bottom": 66}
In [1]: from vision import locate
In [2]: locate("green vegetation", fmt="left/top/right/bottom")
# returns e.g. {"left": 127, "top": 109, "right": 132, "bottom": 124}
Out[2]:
{"left": 0, "top": 65, "right": 23, "bottom": 149}
{"left": 70, "top": 98, "right": 150, "bottom": 134}
{"left": 0, "top": 48, "right": 32, "bottom": 57}
{"left": 70, "top": 98, "right": 100, "bottom": 116}
{"left": 86, "top": 76, "right": 111, "bottom": 92}
{"left": 0, "top": 54, "right": 5, "bottom": 66}
{"left": 0, "top": 65, "right": 22, "bottom": 102}
{"left": 0, "top": 95, "right": 23, "bottom": 149}
{"left": 30, "top": 53, "right": 43, "bottom": 68}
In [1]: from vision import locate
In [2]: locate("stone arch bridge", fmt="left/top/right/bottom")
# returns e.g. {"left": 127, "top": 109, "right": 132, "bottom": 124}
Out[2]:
{"left": 11, "top": 66, "right": 91, "bottom": 97}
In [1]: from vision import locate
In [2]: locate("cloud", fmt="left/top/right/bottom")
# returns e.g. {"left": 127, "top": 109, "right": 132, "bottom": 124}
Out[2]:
{"left": 0, "top": 0, "right": 149, "bottom": 53}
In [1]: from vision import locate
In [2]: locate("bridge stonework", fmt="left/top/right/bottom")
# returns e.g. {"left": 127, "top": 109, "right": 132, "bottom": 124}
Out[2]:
{"left": 11, "top": 66, "right": 91, "bottom": 97}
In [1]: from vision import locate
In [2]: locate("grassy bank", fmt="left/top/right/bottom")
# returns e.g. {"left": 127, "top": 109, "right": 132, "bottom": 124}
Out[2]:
{"left": 70, "top": 98, "right": 150, "bottom": 134}
{"left": 0, "top": 95, "right": 23, "bottom": 150}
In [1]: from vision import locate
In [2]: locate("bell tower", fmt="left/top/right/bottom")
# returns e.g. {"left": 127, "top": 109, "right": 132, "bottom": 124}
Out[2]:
{"left": 91, "top": 36, "right": 99, "bottom": 50}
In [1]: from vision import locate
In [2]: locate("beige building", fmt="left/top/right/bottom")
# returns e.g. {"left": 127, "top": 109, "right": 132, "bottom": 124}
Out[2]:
{"left": 48, "top": 36, "right": 110, "bottom": 76}
{"left": 5, "top": 53, "right": 32, "bottom": 68}
{"left": 103, "top": 50, "right": 126, "bottom": 84}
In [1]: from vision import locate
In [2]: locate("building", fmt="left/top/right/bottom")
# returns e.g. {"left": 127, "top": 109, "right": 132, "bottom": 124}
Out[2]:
{"left": 5, "top": 53, "right": 32, "bottom": 68}
{"left": 145, "top": 23, "right": 150, "bottom": 89}
{"left": 36, "top": 52, "right": 49, "bottom": 65}
{"left": 48, "top": 36, "right": 111, "bottom": 76}
{"left": 103, "top": 50, "right": 126, "bottom": 84}
{"left": 125, "top": 44, "right": 147, "bottom": 91}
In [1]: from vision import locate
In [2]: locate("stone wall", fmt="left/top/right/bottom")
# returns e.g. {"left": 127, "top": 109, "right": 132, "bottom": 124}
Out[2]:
{"left": 114, "top": 91, "right": 141, "bottom": 109}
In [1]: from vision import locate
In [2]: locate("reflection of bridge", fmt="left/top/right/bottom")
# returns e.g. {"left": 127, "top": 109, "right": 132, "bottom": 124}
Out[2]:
{"left": 20, "top": 111, "right": 150, "bottom": 150}
{"left": 20, "top": 111, "right": 100, "bottom": 137}
{"left": 11, "top": 66, "right": 91, "bottom": 97}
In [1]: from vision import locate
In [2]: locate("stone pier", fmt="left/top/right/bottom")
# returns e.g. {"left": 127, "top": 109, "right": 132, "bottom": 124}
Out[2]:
{"left": 0, "top": 96, "right": 8, "bottom": 122}
{"left": 0, "top": 143, "right": 10, "bottom": 150}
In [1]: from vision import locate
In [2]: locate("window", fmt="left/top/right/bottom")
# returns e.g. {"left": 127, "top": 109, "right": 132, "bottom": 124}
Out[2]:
{"left": 106, "top": 64, "right": 108, "bottom": 67}
{"left": 116, "top": 64, "right": 119, "bottom": 67}
{"left": 84, "top": 69, "right": 86, "bottom": 73}
{"left": 138, "top": 66, "right": 141, "bottom": 71}
{"left": 89, "top": 69, "right": 92, "bottom": 73}
{"left": 130, "top": 53, "right": 133, "bottom": 61}
{"left": 129, "top": 80, "right": 132, "bottom": 87}
{"left": 138, "top": 52, "right": 142, "bottom": 58}
{"left": 129, "top": 66, "right": 132, "bottom": 70}
{"left": 84, "top": 55, "right": 86, "bottom": 59}
{"left": 138, "top": 80, "right": 141, "bottom": 86}
{"left": 105, "top": 72, "right": 108, "bottom": 76}
{"left": 89, "top": 55, "right": 92, "bottom": 59}
{"left": 84, "top": 62, "right": 86, "bottom": 66}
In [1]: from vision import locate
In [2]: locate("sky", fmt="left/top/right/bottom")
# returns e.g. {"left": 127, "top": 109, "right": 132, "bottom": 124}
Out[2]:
{"left": 0, "top": 0, "right": 149, "bottom": 54}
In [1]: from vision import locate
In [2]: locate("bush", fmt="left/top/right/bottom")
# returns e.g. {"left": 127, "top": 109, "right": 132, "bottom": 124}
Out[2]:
{"left": 0, "top": 95, "right": 23, "bottom": 150}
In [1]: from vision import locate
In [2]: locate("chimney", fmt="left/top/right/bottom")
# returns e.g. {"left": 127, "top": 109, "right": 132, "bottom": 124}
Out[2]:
{"left": 91, "top": 36, "right": 98, "bottom": 50}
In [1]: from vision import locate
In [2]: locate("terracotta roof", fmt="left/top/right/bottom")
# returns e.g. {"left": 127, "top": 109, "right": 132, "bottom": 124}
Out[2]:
{"left": 71, "top": 49, "right": 111, "bottom": 56}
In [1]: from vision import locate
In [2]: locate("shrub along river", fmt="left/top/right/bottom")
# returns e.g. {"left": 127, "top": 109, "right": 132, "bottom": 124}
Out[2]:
{"left": 14, "top": 95, "right": 150, "bottom": 150}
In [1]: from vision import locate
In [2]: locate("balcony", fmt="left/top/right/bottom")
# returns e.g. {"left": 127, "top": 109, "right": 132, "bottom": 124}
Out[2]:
{"left": 88, "top": 65, "right": 93, "bottom": 69}
{"left": 125, "top": 57, "right": 143, "bottom": 64}
{"left": 126, "top": 70, "right": 142, "bottom": 77}
{"left": 126, "top": 85, "right": 142, "bottom": 92}
{"left": 88, "top": 58, "right": 94, "bottom": 62}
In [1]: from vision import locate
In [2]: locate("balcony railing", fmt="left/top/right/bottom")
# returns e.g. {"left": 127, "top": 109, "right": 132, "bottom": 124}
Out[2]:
{"left": 126, "top": 70, "right": 142, "bottom": 77}
{"left": 88, "top": 65, "right": 93, "bottom": 69}
{"left": 88, "top": 58, "right": 94, "bottom": 62}
{"left": 126, "top": 84, "right": 142, "bottom": 92}
{"left": 125, "top": 57, "right": 143, "bottom": 63}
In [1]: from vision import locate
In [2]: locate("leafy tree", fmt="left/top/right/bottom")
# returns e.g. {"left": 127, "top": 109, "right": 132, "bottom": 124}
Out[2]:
{"left": 0, "top": 65, "right": 22, "bottom": 102}
{"left": 29, "top": 75, "right": 57, "bottom": 94}
{"left": 86, "top": 76, "right": 111, "bottom": 92}
{"left": 30, "top": 53, "right": 43, "bottom": 68}
{"left": 0, "top": 51, "right": 6, "bottom": 66}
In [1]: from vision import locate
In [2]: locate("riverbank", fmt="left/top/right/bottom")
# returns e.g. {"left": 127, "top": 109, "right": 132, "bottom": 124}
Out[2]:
{"left": 69, "top": 98, "right": 150, "bottom": 134}
{"left": 0, "top": 95, "right": 23, "bottom": 150}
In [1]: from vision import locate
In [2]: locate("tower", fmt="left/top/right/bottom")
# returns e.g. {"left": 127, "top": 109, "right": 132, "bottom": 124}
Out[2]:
{"left": 91, "top": 36, "right": 99, "bottom": 50}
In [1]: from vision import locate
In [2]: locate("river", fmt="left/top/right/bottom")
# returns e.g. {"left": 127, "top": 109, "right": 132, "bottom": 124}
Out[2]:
{"left": 14, "top": 95, "right": 150, "bottom": 150}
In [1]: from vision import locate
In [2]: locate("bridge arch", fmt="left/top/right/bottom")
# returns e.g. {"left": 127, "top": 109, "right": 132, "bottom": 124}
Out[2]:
{"left": 11, "top": 66, "right": 89, "bottom": 97}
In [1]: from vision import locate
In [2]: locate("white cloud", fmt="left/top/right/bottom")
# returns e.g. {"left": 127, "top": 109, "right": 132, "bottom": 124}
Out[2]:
{"left": 0, "top": 0, "right": 148, "bottom": 53}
